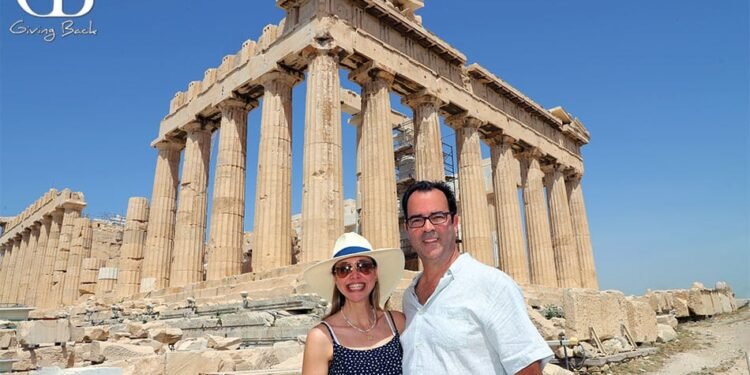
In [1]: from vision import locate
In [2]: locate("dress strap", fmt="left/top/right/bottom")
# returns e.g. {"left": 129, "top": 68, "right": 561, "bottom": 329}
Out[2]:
{"left": 319, "top": 321, "right": 340, "bottom": 345}
{"left": 384, "top": 310, "right": 398, "bottom": 336}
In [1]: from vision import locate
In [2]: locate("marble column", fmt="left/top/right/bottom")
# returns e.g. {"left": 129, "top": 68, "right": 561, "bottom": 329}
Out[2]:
{"left": 1, "top": 238, "right": 20, "bottom": 303}
{"left": 544, "top": 163, "right": 581, "bottom": 288}
{"left": 252, "top": 70, "right": 300, "bottom": 272}
{"left": 452, "top": 115, "right": 494, "bottom": 266}
{"left": 351, "top": 64, "right": 400, "bottom": 249}
{"left": 38, "top": 210, "right": 63, "bottom": 307}
{"left": 62, "top": 218, "right": 93, "bottom": 305}
{"left": 0, "top": 241, "right": 12, "bottom": 302}
{"left": 51, "top": 202, "right": 84, "bottom": 306}
{"left": 16, "top": 228, "right": 36, "bottom": 305}
{"left": 567, "top": 173, "right": 599, "bottom": 289}
{"left": 520, "top": 149, "right": 557, "bottom": 287}
{"left": 300, "top": 48, "right": 344, "bottom": 263}
{"left": 27, "top": 217, "right": 51, "bottom": 306}
{"left": 171, "top": 123, "right": 212, "bottom": 286}
{"left": 117, "top": 197, "right": 149, "bottom": 298}
{"left": 206, "top": 98, "right": 255, "bottom": 281}
{"left": 141, "top": 141, "right": 183, "bottom": 292}
{"left": 490, "top": 135, "right": 530, "bottom": 284}
{"left": 403, "top": 91, "right": 445, "bottom": 181}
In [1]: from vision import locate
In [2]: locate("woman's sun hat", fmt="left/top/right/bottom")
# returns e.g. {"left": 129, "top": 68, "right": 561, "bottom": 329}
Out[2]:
{"left": 303, "top": 232, "right": 405, "bottom": 308}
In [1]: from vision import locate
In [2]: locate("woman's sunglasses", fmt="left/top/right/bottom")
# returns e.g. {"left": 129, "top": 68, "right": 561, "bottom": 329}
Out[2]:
{"left": 331, "top": 260, "right": 377, "bottom": 279}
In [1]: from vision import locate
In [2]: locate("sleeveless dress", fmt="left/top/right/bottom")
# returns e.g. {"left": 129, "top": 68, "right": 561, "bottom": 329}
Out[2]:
{"left": 320, "top": 310, "right": 403, "bottom": 375}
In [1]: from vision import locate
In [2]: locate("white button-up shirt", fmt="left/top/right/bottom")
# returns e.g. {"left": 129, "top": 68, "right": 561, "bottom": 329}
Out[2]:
{"left": 401, "top": 253, "right": 552, "bottom": 375}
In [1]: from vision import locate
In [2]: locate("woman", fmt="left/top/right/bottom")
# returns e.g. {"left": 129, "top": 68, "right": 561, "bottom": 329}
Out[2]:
{"left": 302, "top": 232, "right": 406, "bottom": 375}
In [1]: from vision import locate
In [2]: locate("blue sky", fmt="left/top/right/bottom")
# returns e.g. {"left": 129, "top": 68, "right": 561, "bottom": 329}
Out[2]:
{"left": 1, "top": 1, "right": 748, "bottom": 297}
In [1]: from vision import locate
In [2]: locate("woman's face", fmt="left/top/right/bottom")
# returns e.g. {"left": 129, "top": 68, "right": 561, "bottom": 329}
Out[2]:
{"left": 332, "top": 256, "right": 378, "bottom": 304}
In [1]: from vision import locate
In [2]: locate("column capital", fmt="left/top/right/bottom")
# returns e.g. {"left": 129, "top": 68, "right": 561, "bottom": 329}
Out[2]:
{"left": 154, "top": 139, "right": 185, "bottom": 152}
{"left": 217, "top": 97, "right": 258, "bottom": 113}
{"left": 445, "top": 112, "right": 485, "bottom": 129}
{"left": 402, "top": 89, "right": 444, "bottom": 109}
{"left": 348, "top": 61, "right": 396, "bottom": 86}
{"left": 487, "top": 133, "right": 518, "bottom": 147}
{"left": 50, "top": 208, "right": 64, "bottom": 220}
{"left": 565, "top": 170, "right": 584, "bottom": 181}
{"left": 301, "top": 37, "right": 351, "bottom": 63}
{"left": 540, "top": 162, "right": 566, "bottom": 175}
{"left": 518, "top": 147, "right": 544, "bottom": 161}
{"left": 259, "top": 68, "right": 303, "bottom": 88}
{"left": 39, "top": 214, "right": 53, "bottom": 224}
{"left": 182, "top": 120, "right": 215, "bottom": 134}
{"left": 61, "top": 200, "right": 86, "bottom": 214}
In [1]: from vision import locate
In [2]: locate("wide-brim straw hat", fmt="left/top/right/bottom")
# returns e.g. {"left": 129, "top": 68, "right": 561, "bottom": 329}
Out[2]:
{"left": 303, "top": 232, "right": 405, "bottom": 308}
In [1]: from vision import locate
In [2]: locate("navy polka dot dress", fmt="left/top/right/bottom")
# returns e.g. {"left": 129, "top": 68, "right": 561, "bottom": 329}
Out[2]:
{"left": 321, "top": 311, "right": 403, "bottom": 375}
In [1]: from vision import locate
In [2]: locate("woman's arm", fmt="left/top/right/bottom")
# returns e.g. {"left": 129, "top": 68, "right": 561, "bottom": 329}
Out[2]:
{"left": 301, "top": 325, "right": 333, "bottom": 375}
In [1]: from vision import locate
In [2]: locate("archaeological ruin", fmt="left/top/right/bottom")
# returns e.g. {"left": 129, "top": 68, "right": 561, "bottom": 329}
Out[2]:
{"left": 0, "top": 1, "right": 740, "bottom": 374}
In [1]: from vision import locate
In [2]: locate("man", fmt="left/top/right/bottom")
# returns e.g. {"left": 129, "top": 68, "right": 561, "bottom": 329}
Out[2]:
{"left": 400, "top": 180, "right": 553, "bottom": 375}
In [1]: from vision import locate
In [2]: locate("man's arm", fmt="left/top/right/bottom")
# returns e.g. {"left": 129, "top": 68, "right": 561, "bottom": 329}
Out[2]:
{"left": 516, "top": 360, "right": 543, "bottom": 375}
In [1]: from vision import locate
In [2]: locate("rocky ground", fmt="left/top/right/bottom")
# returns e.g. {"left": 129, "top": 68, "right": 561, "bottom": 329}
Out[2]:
{"left": 608, "top": 305, "right": 749, "bottom": 375}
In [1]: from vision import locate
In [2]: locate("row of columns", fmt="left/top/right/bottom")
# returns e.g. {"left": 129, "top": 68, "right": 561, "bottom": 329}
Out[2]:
{"left": 134, "top": 49, "right": 596, "bottom": 295}
{"left": 0, "top": 200, "right": 89, "bottom": 307}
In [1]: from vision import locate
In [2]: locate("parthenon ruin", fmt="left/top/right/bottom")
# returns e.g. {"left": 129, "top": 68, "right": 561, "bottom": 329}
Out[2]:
{"left": 0, "top": 0, "right": 597, "bottom": 308}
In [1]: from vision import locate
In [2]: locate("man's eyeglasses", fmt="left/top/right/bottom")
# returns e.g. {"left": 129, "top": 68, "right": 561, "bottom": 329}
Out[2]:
{"left": 406, "top": 211, "right": 452, "bottom": 228}
{"left": 332, "top": 260, "right": 377, "bottom": 279}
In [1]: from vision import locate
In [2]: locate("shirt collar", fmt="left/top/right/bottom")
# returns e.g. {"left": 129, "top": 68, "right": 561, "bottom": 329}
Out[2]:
{"left": 408, "top": 252, "right": 470, "bottom": 290}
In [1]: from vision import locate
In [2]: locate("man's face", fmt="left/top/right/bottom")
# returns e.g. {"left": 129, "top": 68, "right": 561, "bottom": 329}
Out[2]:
{"left": 404, "top": 189, "right": 459, "bottom": 265}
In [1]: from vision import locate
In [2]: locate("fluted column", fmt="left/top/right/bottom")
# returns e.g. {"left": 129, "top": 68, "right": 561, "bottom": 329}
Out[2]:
{"left": 1, "top": 238, "right": 21, "bottom": 303}
{"left": 171, "top": 123, "right": 213, "bottom": 286}
{"left": 16, "top": 228, "right": 36, "bottom": 305}
{"left": 300, "top": 47, "right": 344, "bottom": 262}
{"left": 27, "top": 217, "right": 51, "bottom": 306}
{"left": 567, "top": 174, "right": 598, "bottom": 289}
{"left": 490, "top": 136, "right": 530, "bottom": 283}
{"left": 451, "top": 115, "right": 494, "bottom": 265}
{"left": 0, "top": 241, "right": 13, "bottom": 302}
{"left": 520, "top": 149, "right": 557, "bottom": 287}
{"left": 252, "top": 70, "right": 301, "bottom": 272}
{"left": 62, "top": 218, "right": 93, "bottom": 305}
{"left": 206, "top": 98, "right": 255, "bottom": 281}
{"left": 141, "top": 141, "right": 183, "bottom": 291}
{"left": 544, "top": 164, "right": 580, "bottom": 288}
{"left": 51, "top": 202, "right": 84, "bottom": 306}
{"left": 350, "top": 63, "right": 400, "bottom": 249}
{"left": 117, "top": 197, "right": 149, "bottom": 298}
{"left": 403, "top": 91, "right": 445, "bottom": 181}
{"left": 38, "top": 210, "right": 63, "bottom": 307}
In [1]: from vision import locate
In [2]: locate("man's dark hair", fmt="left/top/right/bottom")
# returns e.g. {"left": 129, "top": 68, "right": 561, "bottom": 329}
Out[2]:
{"left": 400, "top": 180, "right": 458, "bottom": 218}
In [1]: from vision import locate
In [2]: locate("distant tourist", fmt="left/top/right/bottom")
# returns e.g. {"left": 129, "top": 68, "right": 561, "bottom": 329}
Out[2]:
{"left": 400, "top": 180, "right": 553, "bottom": 375}
{"left": 302, "top": 232, "right": 405, "bottom": 374}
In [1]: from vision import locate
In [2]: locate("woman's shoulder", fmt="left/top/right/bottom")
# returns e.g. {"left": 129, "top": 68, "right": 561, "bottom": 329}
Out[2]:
{"left": 307, "top": 321, "right": 334, "bottom": 345}
{"left": 384, "top": 310, "right": 406, "bottom": 333}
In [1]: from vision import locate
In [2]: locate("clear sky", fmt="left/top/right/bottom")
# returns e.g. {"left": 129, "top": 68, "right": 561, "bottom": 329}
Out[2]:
{"left": 1, "top": 1, "right": 748, "bottom": 297}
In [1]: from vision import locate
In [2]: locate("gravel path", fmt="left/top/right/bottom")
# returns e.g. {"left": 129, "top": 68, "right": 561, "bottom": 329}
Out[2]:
{"left": 649, "top": 307, "right": 749, "bottom": 374}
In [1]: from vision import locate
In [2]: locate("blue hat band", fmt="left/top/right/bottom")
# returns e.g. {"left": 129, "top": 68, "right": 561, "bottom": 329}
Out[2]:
{"left": 333, "top": 246, "right": 371, "bottom": 258}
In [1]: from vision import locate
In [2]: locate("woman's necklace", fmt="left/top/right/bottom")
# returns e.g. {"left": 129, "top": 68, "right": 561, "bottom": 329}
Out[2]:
{"left": 341, "top": 306, "right": 378, "bottom": 340}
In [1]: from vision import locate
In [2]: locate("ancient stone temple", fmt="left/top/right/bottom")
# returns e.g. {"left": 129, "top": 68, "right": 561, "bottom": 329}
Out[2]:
{"left": 0, "top": 0, "right": 598, "bottom": 307}
{"left": 3, "top": 3, "right": 745, "bottom": 375}
{"left": 135, "top": 0, "right": 597, "bottom": 292}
